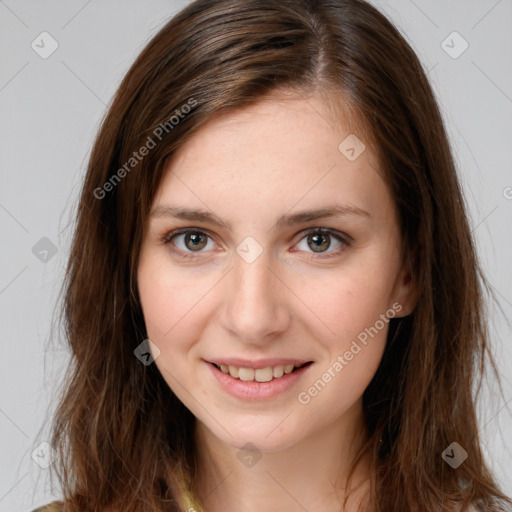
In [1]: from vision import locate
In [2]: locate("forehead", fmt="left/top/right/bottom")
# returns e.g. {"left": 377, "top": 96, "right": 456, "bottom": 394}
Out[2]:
{"left": 153, "top": 90, "right": 391, "bottom": 224}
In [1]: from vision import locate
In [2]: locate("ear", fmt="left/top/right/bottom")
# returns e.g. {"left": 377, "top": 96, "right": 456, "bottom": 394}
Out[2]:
{"left": 391, "top": 248, "right": 418, "bottom": 318}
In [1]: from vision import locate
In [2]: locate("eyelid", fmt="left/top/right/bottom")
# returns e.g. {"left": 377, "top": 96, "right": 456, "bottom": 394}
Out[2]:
{"left": 161, "top": 227, "right": 215, "bottom": 245}
{"left": 294, "top": 227, "right": 352, "bottom": 245}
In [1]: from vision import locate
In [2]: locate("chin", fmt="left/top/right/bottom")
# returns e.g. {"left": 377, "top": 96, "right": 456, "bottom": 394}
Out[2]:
{"left": 204, "top": 414, "right": 309, "bottom": 453}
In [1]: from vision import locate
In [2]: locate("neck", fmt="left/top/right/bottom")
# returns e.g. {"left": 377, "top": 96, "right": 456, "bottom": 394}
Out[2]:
{"left": 191, "top": 401, "right": 371, "bottom": 512}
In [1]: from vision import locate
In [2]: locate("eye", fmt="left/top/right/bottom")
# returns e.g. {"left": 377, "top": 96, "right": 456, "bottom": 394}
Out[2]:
{"left": 161, "top": 227, "right": 351, "bottom": 260}
{"left": 162, "top": 229, "right": 215, "bottom": 258}
{"left": 294, "top": 228, "right": 350, "bottom": 258}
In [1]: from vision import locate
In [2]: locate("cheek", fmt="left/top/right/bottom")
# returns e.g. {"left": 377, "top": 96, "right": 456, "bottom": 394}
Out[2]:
{"left": 137, "top": 256, "right": 207, "bottom": 364}
{"left": 297, "top": 277, "right": 389, "bottom": 414}
{"left": 304, "top": 265, "right": 394, "bottom": 346}
{"left": 297, "top": 261, "right": 395, "bottom": 395}
{"left": 137, "top": 263, "right": 205, "bottom": 393}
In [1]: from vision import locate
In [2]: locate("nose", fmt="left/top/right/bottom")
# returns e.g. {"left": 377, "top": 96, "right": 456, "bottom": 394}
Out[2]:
{"left": 220, "top": 250, "right": 292, "bottom": 344}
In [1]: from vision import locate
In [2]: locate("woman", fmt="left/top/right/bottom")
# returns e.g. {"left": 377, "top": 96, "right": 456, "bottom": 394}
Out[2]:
{"left": 33, "top": 0, "right": 511, "bottom": 510}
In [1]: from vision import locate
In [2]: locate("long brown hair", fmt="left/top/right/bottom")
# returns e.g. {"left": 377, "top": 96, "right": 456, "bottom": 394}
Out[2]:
{"left": 44, "top": 0, "right": 511, "bottom": 510}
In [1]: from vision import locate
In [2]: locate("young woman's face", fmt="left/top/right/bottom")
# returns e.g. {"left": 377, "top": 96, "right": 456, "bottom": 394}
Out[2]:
{"left": 137, "top": 91, "right": 415, "bottom": 452}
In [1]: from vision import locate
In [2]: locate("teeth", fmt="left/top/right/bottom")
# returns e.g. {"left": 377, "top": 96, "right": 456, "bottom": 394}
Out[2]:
{"left": 216, "top": 363, "right": 306, "bottom": 382}
{"left": 238, "top": 367, "right": 254, "bottom": 381}
{"left": 272, "top": 365, "right": 284, "bottom": 378}
{"left": 255, "top": 367, "right": 273, "bottom": 382}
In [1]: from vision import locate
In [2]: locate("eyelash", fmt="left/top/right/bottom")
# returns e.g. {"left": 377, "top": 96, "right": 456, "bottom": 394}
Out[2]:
{"left": 160, "top": 227, "right": 351, "bottom": 260}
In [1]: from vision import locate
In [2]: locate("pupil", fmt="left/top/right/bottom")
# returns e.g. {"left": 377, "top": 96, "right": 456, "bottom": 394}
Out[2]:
{"left": 310, "top": 233, "right": 329, "bottom": 252}
{"left": 187, "top": 233, "right": 207, "bottom": 250}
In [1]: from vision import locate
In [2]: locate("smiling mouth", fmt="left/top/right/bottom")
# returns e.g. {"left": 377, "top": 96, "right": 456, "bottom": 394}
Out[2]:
{"left": 210, "top": 361, "right": 313, "bottom": 382}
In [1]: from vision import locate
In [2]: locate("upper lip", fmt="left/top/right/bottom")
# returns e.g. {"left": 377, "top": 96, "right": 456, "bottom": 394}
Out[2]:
{"left": 207, "top": 358, "right": 312, "bottom": 369}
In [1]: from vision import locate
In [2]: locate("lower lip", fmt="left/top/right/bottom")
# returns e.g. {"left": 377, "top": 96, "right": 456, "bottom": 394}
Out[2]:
{"left": 206, "top": 361, "right": 313, "bottom": 401}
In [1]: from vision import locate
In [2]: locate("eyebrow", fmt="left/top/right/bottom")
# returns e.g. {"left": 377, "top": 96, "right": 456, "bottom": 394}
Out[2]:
{"left": 150, "top": 204, "right": 370, "bottom": 231}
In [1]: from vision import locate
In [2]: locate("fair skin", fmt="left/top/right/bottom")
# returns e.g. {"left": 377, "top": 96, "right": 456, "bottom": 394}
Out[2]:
{"left": 137, "top": 89, "right": 416, "bottom": 512}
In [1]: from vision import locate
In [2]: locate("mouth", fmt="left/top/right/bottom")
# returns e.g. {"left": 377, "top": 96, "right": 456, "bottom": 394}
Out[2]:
{"left": 209, "top": 361, "right": 313, "bottom": 383}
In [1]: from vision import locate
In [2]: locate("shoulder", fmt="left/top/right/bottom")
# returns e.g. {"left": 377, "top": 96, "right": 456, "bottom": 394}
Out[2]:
{"left": 31, "top": 501, "right": 64, "bottom": 512}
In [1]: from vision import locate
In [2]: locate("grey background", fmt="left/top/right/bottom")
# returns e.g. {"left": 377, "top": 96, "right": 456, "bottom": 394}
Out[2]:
{"left": 0, "top": 0, "right": 511, "bottom": 510}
